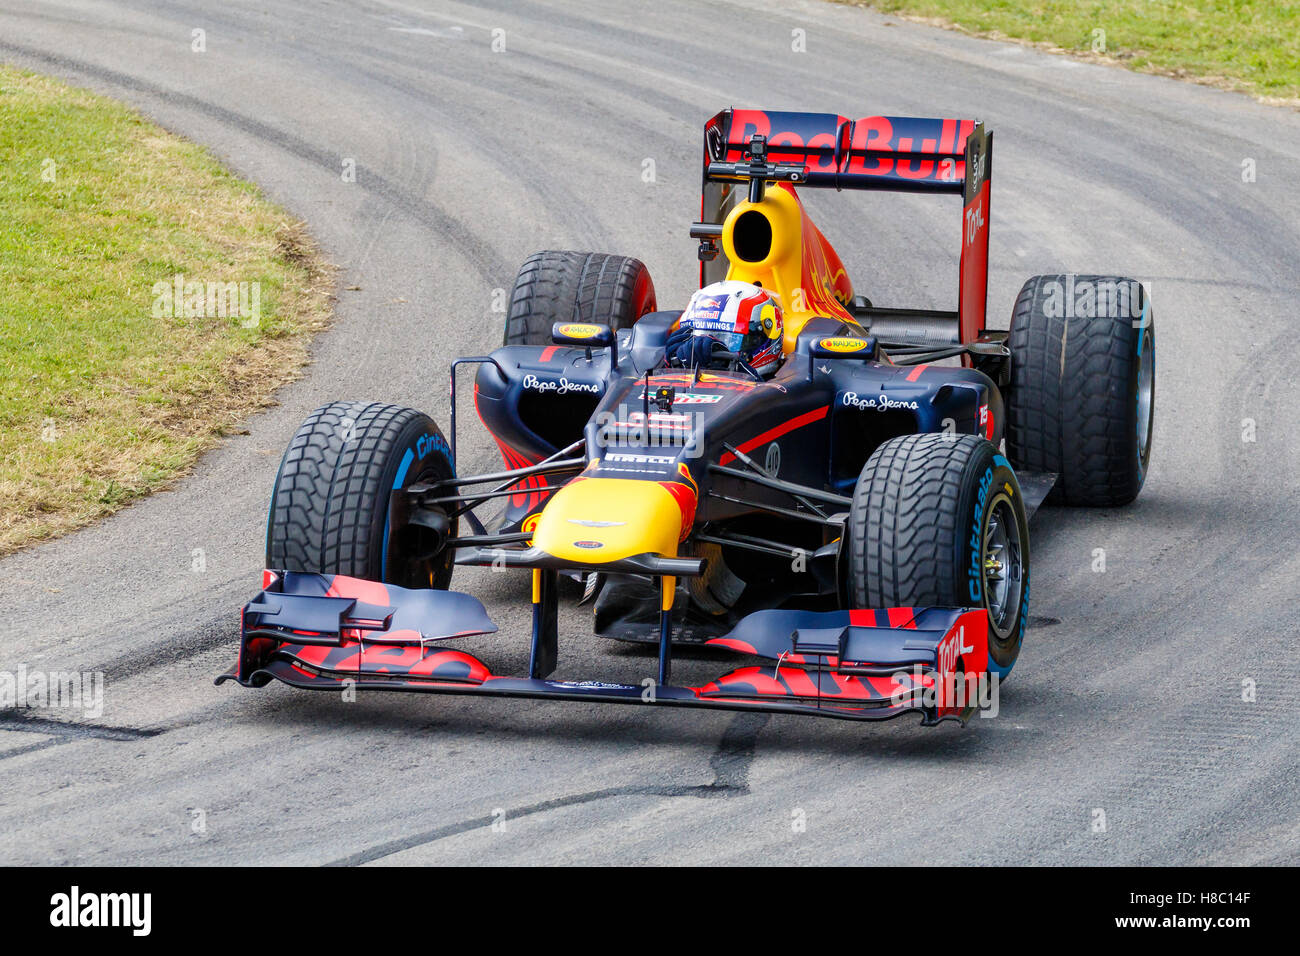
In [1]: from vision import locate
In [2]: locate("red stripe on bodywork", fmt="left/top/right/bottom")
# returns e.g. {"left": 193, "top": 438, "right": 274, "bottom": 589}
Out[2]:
{"left": 906, "top": 364, "right": 927, "bottom": 381}
{"left": 705, "top": 638, "right": 759, "bottom": 654}
{"left": 491, "top": 441, "right": 540, "bottom": 508}
{"left": 406, "top": 649, "right": 491, "bottom": 682}
{"left": 887, "top": 607, "right": 917, "bottom": 628}
{"left": 326, "top": 574, "right": 391, "bottom": 608}
{"left": 778, "top": 668, "right": 821, "bottom": 698}
{"left": 700, "top": 667, "right": 788, "bottom": 697}
{"left": 718, "top": 405, "right": 829, "bottom": 466}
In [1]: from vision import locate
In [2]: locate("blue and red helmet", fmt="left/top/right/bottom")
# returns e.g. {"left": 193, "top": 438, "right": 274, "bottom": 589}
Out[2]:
{"left": 678, "top": 281, "right": 784, "bottom": 375}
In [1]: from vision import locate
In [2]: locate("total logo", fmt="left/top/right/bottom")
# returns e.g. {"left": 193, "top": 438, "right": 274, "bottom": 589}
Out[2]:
{"left": 522, "top": 373, "right": 601, "bottom": 395}
{"left": 937, "top": 625, "right": 976, "bottom": 677}
{"left": 842, "top": 391, "right": 919, "bottom": 412}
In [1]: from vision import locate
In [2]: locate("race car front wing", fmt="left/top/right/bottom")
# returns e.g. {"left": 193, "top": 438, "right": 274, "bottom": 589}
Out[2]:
{"left": 216, "top": 570, "right": 991, "bottom": 726}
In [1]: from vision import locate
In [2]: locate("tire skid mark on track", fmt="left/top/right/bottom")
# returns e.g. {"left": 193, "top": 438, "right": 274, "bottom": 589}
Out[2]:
{"left": 326, "top": 712, "right": 770, "bottom": 866}
{"left": 0, "top": 710, "right": 163, "bottom": 741}
{"left": 136, "top": 0, "right": 626, "bottom": 254}
{"left": 0, "top": 737, "right": 67, "bottom": 761}
{"left": 94, "top": 618, "right": 232, "bottom": 684}
{"left": 0, "top": 39, "right": 513, "bottom": 286}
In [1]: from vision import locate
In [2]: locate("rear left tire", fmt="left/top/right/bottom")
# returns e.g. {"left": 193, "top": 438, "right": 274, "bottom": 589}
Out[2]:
{"left": 504, "top": 250, "right": 657, "bottom": 346}
{"left": 1005, "top": 274, "right": 1154, "bottom": 506}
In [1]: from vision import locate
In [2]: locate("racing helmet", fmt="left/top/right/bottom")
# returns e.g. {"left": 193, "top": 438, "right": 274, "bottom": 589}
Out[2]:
{"left": 677, "top": 280, "right": 784, "bottom": 376}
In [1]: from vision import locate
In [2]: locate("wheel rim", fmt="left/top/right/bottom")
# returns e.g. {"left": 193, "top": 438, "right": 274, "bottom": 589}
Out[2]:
{"left": 387, "top": 464, "right": 455, "bottom": 588}
{"left": 983, "top": 494, "right": 1024, "bottom": 639}
{"left": 1136, "top": 328, "right": 1154, "bottom": 462}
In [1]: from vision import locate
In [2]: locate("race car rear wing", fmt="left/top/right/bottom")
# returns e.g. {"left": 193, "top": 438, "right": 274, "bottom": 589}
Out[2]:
{"left": 700, "top": 108, "right": 992, "bottom": 345}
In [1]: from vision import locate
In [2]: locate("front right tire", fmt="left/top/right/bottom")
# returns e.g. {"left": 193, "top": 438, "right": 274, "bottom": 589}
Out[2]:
{"left": 846, "top": 434, "right": 1030, "bottom": 679}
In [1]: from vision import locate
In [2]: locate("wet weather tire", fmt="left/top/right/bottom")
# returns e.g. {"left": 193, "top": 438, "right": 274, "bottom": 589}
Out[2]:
{"left": 265, "top": 401, "right": 456, "bottom": 589}
{"left": 846, "top": 434, "right": 1029, "bottom": 678}
{"left": 503, "top": 250, "right": 657, "bottom": 346}
{"left": 1005, "top": 274, "right": 1154, "bottom": 506}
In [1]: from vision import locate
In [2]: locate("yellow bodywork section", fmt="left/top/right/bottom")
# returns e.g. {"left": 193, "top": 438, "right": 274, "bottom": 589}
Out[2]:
{"left": 532, "top": 478, "right": 681, "bottom": 564}
{"left": 720, "top": 184, "right": 858, "bottom": 353}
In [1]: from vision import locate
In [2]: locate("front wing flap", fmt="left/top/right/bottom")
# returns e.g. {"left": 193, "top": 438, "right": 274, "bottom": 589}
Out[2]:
{"left": 218, "top": 571, "right": 991, "bottom": 725}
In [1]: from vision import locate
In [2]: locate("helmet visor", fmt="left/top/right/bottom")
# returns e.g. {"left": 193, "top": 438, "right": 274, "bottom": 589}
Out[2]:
{"left": 695, "top": 329, "right": 744, "bottom": 353}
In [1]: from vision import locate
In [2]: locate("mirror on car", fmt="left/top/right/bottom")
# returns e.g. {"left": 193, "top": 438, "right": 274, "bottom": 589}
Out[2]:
{"left": 550, "top": 321, "right": 614, "bottom": 348}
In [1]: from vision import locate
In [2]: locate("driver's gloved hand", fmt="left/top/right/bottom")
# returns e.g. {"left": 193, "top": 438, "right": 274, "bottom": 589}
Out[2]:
{"left": 665, "top": 326, "right": 694, "bottom": 365}
{"left": 666, "top": 329, "right": 728, "bottom": 368}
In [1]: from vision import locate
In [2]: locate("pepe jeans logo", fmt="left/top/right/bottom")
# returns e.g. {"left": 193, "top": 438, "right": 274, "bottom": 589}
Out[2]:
{"left": 521, "top": 374, "right": 600, "bottom": 395}
{"left": 842, "top": 392, "right": 919, "bottom": 412}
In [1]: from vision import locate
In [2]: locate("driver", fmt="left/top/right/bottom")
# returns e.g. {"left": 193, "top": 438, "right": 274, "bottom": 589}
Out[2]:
{"left": 665, "top": 280, "right": 784, "bottom": 378}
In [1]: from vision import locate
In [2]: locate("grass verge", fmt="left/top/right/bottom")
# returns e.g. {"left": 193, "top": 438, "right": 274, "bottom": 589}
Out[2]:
{"left": 0, "top": 65, "right": 332, "bottom": 557}
{"left": 838, "top": 1, "right": 1300, "bottom": 104}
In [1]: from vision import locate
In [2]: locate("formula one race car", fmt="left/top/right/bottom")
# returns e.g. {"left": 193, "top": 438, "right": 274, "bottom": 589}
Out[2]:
{"left": 218, "top": 108, "right": 1155, "bottom": 725}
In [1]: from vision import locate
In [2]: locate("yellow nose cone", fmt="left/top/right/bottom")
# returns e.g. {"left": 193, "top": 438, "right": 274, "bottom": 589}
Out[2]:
{"left": 532, "top": 478, "right": 684, "bottom": 564}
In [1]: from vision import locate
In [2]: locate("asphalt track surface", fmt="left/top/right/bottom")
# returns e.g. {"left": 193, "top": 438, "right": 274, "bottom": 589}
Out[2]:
{"left": 1, "top": 0, "right": 1298, "bottom": 866}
